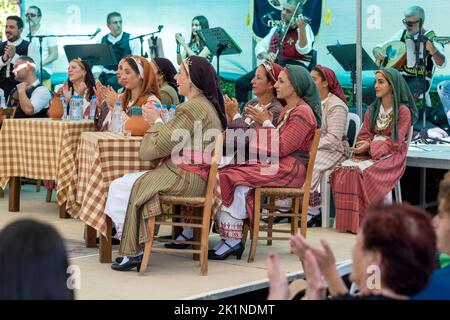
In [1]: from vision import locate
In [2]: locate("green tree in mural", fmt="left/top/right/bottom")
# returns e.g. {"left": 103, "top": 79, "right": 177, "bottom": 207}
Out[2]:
{"left": 0, "top": 0, "right": 20, "bottom": 39}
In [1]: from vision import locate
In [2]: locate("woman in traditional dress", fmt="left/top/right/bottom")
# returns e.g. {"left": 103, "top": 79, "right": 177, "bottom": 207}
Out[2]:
{"left": 208, "top": 65, "right": 321, "bottom": 260}
{"left": 307, "top": 65, "right": 350, "bottom": 226}
{"left": 150, "top": 57, "right": 180, "bottom": 106}
{"left": 106, "top": 56, "right": 227, "bottom": 271}
{"left": 329, "top": 68, "right": 418, "bottom": 234}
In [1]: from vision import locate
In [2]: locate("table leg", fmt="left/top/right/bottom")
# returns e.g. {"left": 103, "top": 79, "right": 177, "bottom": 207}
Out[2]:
{"left": 99, "top": 216, "right": 112, "bottom": 263}
{"left": 9, "top": 177, "right": 20, "bottom": 212}
{"left": 420, "top": 167, "right": 426, "bottom": 208}
{"left": 59, "top": 202, "right": 71, "bottom": 219}
{"left": 85, "top": 225, "right": 97, "bottom": 248}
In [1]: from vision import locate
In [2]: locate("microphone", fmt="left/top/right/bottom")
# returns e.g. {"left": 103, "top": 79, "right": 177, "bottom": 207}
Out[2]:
{"left": 90, "top": 28, "right": 101, "bottom": 39}
{"left": 176, "top": 33, "right": 181, "bottom": 54}
{"left": 158, "top": 25, "right": 164, "bottom": 32}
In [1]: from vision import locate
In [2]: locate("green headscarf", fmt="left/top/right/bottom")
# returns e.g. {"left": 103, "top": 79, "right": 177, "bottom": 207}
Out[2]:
{"left": 285, "top": 64, "right": 322, "bottom": 127}
{"left": 369, "top": 68, "right": 418, "bottom": 142}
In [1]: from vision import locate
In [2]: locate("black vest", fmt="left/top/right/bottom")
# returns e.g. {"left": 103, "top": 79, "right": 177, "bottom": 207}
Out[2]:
{"left": 7, "top": 83, "right": 49, "bottom": 118}
{"left": 0, "top": 39, "right": 30, "bottom": 81}
{"left": 399, "top": 29, "right": 435, "bottom": 78}
{"left": 101, "top": 32, "right": 131, "bottom": 71}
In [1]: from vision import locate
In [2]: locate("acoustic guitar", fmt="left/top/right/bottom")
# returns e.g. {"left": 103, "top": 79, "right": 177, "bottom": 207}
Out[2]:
{"left": 375, "top": 41, "right": 407, "bottom": 69}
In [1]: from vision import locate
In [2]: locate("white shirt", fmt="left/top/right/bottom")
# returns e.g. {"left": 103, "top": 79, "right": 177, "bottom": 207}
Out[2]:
{"left": 255, "top": 24, "right": 314, "bottom": 65}
{"left": 92, "top": 32, "right": 141, "bottom": 75}
{"left": 23, "top": 26, "right": 58, "bottom": 75}
{"left": 0, "top": 37, "right": 26, "bottom": 68}
{"left": 27, "top": 79, "right": 52, "bottom": 114}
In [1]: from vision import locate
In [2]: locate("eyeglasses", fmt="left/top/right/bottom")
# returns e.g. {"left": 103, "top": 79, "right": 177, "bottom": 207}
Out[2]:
{"left": 402, "top": 18, "right": 421, "bottom": 27}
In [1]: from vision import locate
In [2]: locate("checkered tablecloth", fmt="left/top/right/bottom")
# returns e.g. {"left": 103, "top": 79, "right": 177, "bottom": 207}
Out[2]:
{"left": 66, "top": 132, "right": 154, "bottom": 236}
{"left": 0, "top": 119, "right": 95, "bottom": 203}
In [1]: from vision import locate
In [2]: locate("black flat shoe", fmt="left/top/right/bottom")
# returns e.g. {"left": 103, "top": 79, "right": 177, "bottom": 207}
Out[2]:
{"left": 208, "top": 242, "right": 244, "bottom": 260}
{"left": 111, "top": 255, "right": 142, "bottom": 272}
{"left": 164, "top": 234, "right": 193, "bottom": 249}
{"left": 307, "top": 214, "right": 322, "bottom": 228}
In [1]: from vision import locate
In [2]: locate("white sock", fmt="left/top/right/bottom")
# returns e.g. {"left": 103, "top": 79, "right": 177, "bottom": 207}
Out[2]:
{"left": 119, "top": 256, "right": 130, "bottom": 265}
{"left": 212, "top": 239, "right": 225, "bottom": 251}
{"left": 308, "top": 207, "right": 321, "bottom": 216}
{"left": 176, "top": 227, "right": 193, "bottom": 241}
{"left": 215, "top": 239, "right": 241, "bottom": 255}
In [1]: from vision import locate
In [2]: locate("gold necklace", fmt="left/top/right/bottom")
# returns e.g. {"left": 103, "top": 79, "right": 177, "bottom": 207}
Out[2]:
{"left": 376, "top": 109, "right": 393, "bottom": 131}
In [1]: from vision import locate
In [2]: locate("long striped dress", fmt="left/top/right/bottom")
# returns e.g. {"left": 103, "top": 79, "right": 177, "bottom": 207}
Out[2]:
{"left": 329, "top": 105, "right": 412, "bottom": 233}
{"left": 217, "top": 101, "right": 317, "bottom": 237}
{"left": 115, "top": 95, "right": 223, "bottom": 256}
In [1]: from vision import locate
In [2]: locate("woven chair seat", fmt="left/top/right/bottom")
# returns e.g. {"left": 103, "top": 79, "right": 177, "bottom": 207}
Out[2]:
{"left": 258, "top": 187, "right": 305, "bottom": 197}
{"left": 159, "top": 195, "right": 206, "bottom": 207}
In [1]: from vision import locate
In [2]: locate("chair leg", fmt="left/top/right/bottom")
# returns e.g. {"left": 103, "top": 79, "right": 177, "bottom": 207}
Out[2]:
{"left": 46, "top": 188, "right": 53, "bottom": 203}
{"left": 200, "top": 208, "right": 211, "bottom": 276}
{"left": 248, "top": 189, "right": 262, "bottom": 263}
{"left": 291, "top": 196, "right": 300, "bottom": 236}
{"left": 139, "top": 216, "right": 156, "bottom": 275}
{"left": 241, "top": 220, "right": 249, "bottom": 248}
{"left": 36, "top": 179, "right": 41, "bottom": 192}
{"left": 320, "top": 172, "right": 331, "bottom": 228}
{"left": 267, "top": 196, "right": 274, "bottom": 246}
{"left": 0, "top": 188, "right": 4, "bottom": 199}
{"left": 300, "top": 194, "right": 308, "bottom": 238}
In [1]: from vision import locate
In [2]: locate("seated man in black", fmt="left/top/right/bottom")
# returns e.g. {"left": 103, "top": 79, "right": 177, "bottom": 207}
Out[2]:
{"left": 7, "top": 56, "right": 51, "bottom": 118}
{"left": 93, "top": 12, "right": 140, "bottom": 91}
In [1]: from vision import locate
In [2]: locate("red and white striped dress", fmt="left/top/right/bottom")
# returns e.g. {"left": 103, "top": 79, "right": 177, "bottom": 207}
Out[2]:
{"left": 329, "top": 105, "right": 412, "bottom": 233}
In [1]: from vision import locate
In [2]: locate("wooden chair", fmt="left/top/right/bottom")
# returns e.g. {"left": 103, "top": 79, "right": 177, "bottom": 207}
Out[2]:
{"left": 0, "top": 108, "right": 16, "bottom": 198}
{"left": 139, "top": 132, "right": 223, "bottom": 276}
{"left": 244, "top": 129, "right": 321, "bottom": 263}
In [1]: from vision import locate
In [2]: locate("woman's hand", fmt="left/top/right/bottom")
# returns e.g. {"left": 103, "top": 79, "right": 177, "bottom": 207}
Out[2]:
{"left": 62, "top": 82, "right": 72, "bottom": 102}
{"left": 93, "top": 81, "right": 105, "bottom": 104}
{"left": 290, "top": 232, "right": 312, "bottom": 261}
{"left": 246, "top": 105, "right": 273, "bottom": 125}
{"left": 304, "top": 250, "right": 327, "bottom": 300}
{"left": 175, "top": 33, "right": 187, "bottom": 48}
{"left": 104, "top": 86, "right": 119, "bottom": 109}
{"left": 308, "top": 239, "right": 337, "bottom": 275}
{"left": 267, "top": 251, "right": 290, "bottom": 300}
{"left": 142, "top": 102, "right": 161, "bottom": 125}
{"left": 224, "top": 95, "right": 240, "bottom": 122}
{"left": 353, "top": 140, "right": 370, "bottom": 154}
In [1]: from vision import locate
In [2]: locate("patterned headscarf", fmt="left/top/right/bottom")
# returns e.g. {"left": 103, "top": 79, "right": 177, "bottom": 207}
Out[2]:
{"left": 261, "top": 60, "right": 283, "bottom": 86}
{"left": 182, "top": 56, "right": 227, "bottom": 130}
{"left": 314, "top": 65, "right": 347, "bottom": 104}
{"left": 284, "top": 64, "right": 322, "bottom": 126}
{"left": 369, "top": 68, "right": 418, "bottom": 142}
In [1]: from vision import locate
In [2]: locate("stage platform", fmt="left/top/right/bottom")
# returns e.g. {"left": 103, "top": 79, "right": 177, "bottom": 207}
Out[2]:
{"left": 0, "top": 185, "right": 355, "bottom": 300}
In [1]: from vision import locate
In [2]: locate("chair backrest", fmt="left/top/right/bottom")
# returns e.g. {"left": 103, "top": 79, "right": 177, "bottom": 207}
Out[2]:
{"left": 345, "top": 112, "right": 361, "bottom": 148}
{"left": 202, "top": 132, "right": 224, "bottom": 213}
{"left": 300, "top": 129, "right": 321, "bottom": 203}
{"left": 406, "top": 125, "right": 414, "bottom": 148}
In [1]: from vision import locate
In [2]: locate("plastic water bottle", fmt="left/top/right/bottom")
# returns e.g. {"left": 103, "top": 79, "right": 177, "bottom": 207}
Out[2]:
{"left": 168, "top": 104, "right": 177, "bottom": 120}
{"left": 69, "top": 94, "right": 83, "bottom": 121}
{"left": 161, "top": 104, "right": 169, "bottom": 122}
{"left": 111, "top": 101, "right": 123, "bottom": 134}
{"left": 0, "top": 88, "right": 6, "bottom": 108}
{"left": 89, "top": 96, "right": 97, "bottom": 120}
{"left": 60, "top": 94, "right": 67, "bottom": 119}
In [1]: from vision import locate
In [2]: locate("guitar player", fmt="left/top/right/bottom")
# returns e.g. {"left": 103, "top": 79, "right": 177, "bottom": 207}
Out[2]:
{"left": 372, "top": 5, "right": 446, "bottom": 100}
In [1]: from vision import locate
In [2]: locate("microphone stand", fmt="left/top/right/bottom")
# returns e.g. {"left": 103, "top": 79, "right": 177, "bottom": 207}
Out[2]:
{"left": 129, "top": 27, "right": 163, "bottom": 59}
{"left": 28, "top": 30, "right": 100, "bottom": 83}
{"left": 411, "top": 21, "right": 450, "bottom": 144}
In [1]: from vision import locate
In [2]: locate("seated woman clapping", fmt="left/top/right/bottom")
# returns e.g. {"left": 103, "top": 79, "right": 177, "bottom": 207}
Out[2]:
{"left": 208, "top": 65, "right": 321, "bottom": 260}
{"left": 105, "top": 56, "right": 227, "bottom": 272}
{"left": 150, "top": 57, "right": 180, "bottom": 106}
{"left": 95, "top": 56, "right": 161, "bottom": 131}
{"left": 329, "top": 68, "right": 418, "bottom": 234}
{"left": 267, "top": 203, "right": 437, "bottom": 300}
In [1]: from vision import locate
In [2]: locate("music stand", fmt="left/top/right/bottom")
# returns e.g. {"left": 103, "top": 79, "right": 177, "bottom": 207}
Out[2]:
{"left": 197, "top": 27, "right": 242, "bottom": 76}
{"left": 327, "top": 44, "right": 378, "bottom": 107}
{"left": 63, "top": 44, "right": 117, "bottom": 67}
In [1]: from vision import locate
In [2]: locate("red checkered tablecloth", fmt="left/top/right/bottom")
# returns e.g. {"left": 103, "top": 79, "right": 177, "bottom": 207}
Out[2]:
{"left": 0, "top": 119, "right": 95, "bottom": 202}
{"left": 66, "top": 132, "right": 154, "bottom": 236}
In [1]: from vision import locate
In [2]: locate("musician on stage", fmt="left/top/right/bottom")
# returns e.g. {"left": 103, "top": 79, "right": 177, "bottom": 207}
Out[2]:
{"left": 92, "top": 12, "right": 140, "bottom": 91}
{"left": 235, "top": 0, "right": 314, "bottom": 105}
{"left": 372, "top": 6, "right": 446, "bottom": 99}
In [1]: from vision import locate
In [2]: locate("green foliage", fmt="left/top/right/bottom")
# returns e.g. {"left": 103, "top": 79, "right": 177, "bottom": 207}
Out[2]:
{"left": 219, "top": 77, "right": 236, "bottom": 98}
{"left": 0, "top": 0, "right": 20, "bottom": 39}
